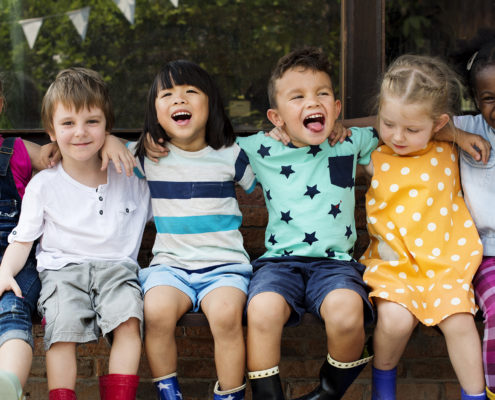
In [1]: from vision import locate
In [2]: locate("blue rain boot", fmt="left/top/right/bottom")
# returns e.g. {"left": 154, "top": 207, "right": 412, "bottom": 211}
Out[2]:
{"left": 213, "top": 380, "right": 246, "bottom": 399}
{"left": 461, "top": 388, "right": 487, "bottom": 400}
{"left": 371, "top": 366, "right": 396, "bottom": 400}
{"left": 153, "top": 372, "right": 183, "bottom": 400}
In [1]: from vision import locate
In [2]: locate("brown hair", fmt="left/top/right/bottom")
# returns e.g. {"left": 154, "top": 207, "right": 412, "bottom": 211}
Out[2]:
{"left": 268, "top": 47, "right": 333, "bottom": 108}
{"left": 41, "top": 67, "right": 114, "bottom": 133}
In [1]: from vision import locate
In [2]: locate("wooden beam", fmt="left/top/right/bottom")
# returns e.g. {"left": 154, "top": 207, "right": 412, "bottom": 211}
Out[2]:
{"left": 341, "top": 0, "right": 385, "bottom": 118}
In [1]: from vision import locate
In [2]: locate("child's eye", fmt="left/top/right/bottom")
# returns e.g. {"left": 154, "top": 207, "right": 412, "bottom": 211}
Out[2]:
{"left": 186, "top": 89, "right": 199, "bottom": 94}
{"left": 62, "top": 121, "right": 74, "bottom": 126}
{"left": 159, "top": 92, "right": 172, "bottom": 98}
{"left": 407, "top": 128, "right": 419, "bottom": 133}
{"left": 480, "top": 96, "right": 495, "bottom": 104}
{"left": 290, "top": 95, "right": 303, "bottom": 100}
{"left": 318, "top": 91, "right": 330, "bottom": 96}
{"left": 88, "top": 119, "right": 100, "bottom": 124}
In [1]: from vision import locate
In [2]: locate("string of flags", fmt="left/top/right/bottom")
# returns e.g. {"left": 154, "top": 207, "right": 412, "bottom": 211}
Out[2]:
{"left": 18, "top": 0, "right": 179, "bottom": 49}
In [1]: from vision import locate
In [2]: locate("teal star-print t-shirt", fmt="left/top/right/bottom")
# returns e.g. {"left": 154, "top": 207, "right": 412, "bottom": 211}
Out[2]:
{"left": 237, "top": 127, "right": 378, "bottom": 260}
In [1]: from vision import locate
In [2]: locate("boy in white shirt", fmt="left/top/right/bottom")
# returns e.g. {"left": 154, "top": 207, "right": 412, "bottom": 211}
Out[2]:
{"left": 0, "top": 68, "right": 150, "bottom": 400}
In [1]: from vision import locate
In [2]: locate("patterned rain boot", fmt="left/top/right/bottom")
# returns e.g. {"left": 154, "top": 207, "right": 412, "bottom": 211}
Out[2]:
{"left": 248, "top": 366, "right": 285, "bottom": 400}
{"left": 293, "top": 338, "right": 373, "bottom": 400}
{"left": 99, "top": 373, "right": 139, "bottom": 400}
{"left": 213, "top": 380, "right": 246, "bottom": 399}
{"left": 153, "top": 372, "right": 183, "bottom": 400}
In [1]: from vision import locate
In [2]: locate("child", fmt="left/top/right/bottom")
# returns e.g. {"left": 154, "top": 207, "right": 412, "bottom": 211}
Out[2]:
{"left": 235, "top": 47, "right": 377, "bottom": 400}
{"left": 361, "top": 54, "right": 486, "bottom": 400}
{"left": 0, "top": 67, "right": 151, "bottom": 400}
{"left": 0, "top": 79, "right": 60, "bottom": 400}
{"left": 451, "top": 28, "right": 495, "bottom": 399}
{"left": 131, "top": 60, "right": 255, "bottom": 400}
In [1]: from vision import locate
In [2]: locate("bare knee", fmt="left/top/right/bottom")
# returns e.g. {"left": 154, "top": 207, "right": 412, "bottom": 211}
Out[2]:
{"left": 207, "top": 301, "right": 243, "bottom": 337}
{"left": 248, "top": 293, "right": 290, "bottom": 334}
{"left": 376, "top": 301, "right": 417, "bottom": 338}
{"left": 321, "top": 290, "right": 364, "bottom": 335}
{"left": 144, "top": 299, "right": 179, "bottom": 334}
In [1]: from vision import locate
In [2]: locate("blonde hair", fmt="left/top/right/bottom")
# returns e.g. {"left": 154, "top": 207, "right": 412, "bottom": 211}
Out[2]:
{"left": 379, "top": 55, "right": 462, "bottom": 124}
{"left": 41, "top": 67, "right": 114, "bottom": 134}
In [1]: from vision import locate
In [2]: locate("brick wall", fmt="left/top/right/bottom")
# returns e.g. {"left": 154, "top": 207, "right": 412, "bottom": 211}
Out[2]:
{"left": 23, "top": 171, "right": 474, "bottom": 399}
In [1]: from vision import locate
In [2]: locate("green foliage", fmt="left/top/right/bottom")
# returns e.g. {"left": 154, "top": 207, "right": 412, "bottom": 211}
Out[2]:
{"left": 0, "top": 0, "right": 341, "bottom": 130}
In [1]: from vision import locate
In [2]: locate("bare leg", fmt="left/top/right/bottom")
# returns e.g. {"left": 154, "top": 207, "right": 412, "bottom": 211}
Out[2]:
{"left": 246, "top": 292, "right": 291, "bottom": 371}
{"left": 144, "top": 286, "right": 192, "bottom": 377}
{"left": 109, "top": 317, "right": 142, "bottom": 374}
{"left": 438, "top": 313, "right": 485, "bottom": 395}
{"left": 373, "top": 299, "right": 418, "bottom": 370}
{"left": 201, "top": 287, "right": 246, "bottom": 390}
{"left": 0, "top": 339, "right": 32, "bottom": 387}
{"left": 320, "top": 289, "right": 365, "bottom": 362}
{"left": 46, "top": 342, "right": 77, "bottom": 390}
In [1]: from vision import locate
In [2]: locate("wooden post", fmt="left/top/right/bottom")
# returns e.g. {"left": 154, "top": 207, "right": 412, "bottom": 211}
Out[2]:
{"left": 341, "top": 0, "right": 385, "bottom": 118}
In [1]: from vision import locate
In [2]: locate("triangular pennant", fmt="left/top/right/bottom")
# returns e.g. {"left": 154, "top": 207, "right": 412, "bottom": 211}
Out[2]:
{"left": 67, "top": 7, "right": 91, "bottom": 40}
{"left": 19, "top": 17, "right": 43, "bottom": 49}
{"left": 113, "top": 0, "right": 135, "bottom": 24}
{"left": 170, "top": 0, "right": 179, "bottom": 7}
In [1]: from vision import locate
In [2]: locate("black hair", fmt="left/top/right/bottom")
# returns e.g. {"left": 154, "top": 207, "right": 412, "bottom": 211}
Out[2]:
{"left": 450, "top": 28, "right": 495, "bottom": 102}
{"left": 135, "top": 60, "right": 234, "bottom": 157}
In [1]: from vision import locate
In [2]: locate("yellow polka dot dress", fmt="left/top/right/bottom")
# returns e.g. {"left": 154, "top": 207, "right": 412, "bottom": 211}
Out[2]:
{"left": 361, "top": 142, "right": 482, "bottom": 325}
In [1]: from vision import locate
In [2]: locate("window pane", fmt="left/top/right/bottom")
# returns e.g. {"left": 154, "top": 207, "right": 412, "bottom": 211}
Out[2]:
{"left": 0, "top": 0, "right": 341, "bottom": 130}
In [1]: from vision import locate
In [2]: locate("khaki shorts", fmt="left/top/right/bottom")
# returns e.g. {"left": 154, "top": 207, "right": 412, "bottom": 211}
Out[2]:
{"left": 38, "top": 261, "right": 143, "bottom": 351}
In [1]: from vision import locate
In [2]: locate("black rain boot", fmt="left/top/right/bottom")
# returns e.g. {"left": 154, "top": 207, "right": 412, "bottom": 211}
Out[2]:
{"left": 292, "top": 338, "right": 374, "bottom": 400}
{"left": 248, "top": 367, "right": 285, "bottom": 400}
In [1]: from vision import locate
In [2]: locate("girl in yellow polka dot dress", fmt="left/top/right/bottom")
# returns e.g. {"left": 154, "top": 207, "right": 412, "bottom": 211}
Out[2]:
{"left": 361, "top": 55, "right": 486, "bottom": 400}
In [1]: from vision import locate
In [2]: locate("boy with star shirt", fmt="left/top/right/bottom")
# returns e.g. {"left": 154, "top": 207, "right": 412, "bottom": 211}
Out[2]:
{"left": 237, "top": 47, "right": 378, "bottom": 400}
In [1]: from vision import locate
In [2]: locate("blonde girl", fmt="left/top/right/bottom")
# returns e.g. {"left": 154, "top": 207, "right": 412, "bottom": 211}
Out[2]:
{"left": 362, "top": 55, "right": 486, "bottom": 400}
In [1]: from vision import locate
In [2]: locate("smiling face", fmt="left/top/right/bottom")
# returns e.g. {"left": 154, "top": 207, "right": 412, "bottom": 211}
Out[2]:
{"left": 474, "top": 64, "right": 495, "bottom": 130}
{"left": 155, "top": 84, "right": 209, "bottom": 151}
{"left": 379, "top": 95, "right": 449, "bottom": 155}
{"left": 49, "top": 102, "right": 107, "bottom": 166}
{"left": 267, "top": 67, "right": 341, "bottom": 147}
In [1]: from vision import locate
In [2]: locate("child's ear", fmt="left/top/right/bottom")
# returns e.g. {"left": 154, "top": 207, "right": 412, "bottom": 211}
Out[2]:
{"left": 47, "top": 129, "right": 57, "bottom": 142}
{"left": 267, "top": 108, "right": 285, "bottom": 127}
{"left": 433, "top": 113, "right": 450, "bottom": 133}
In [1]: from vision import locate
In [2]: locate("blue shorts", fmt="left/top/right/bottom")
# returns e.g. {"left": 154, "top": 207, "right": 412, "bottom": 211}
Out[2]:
{"left": 139, "top": 263, "right": 252, "bottom": 312}
{"left": 0, "top": 258, "right": 41, "bottom": 349}
{"left": 247, "top": 256, "right": 374, "bottom": 326}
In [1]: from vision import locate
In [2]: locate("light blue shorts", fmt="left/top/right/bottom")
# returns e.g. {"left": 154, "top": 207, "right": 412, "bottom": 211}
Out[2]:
{"left": 139, "top": 263, "right": 252, "bottom": 311}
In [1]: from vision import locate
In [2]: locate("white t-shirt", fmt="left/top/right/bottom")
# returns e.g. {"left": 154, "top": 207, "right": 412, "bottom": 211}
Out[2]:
{"left": 9, "top": 162, "right": 151, "bottom": 271}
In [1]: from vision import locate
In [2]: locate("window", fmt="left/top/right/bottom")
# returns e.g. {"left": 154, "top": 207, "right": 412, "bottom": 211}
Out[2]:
{"left": 0, "top": 0, "right": 341, "bottom": 130}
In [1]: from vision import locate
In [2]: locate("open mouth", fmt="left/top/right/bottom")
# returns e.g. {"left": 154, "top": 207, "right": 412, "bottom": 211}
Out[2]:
{"left": 303, "top": 113, "right": 325, "bottom": 131}
{"left": 172, "top": 111, "right": 192, "bottom": 122}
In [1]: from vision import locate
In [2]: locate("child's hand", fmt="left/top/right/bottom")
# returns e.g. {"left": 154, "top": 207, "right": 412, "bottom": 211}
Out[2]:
{"left": 145, "top": 133, "right": 170, "bottom": 162}
{"left": 265, "top": 126, "right": 290, "bottom": 145}
{"left": 0, "top": 271, "right": 22, "bottom": 298}
{"left": 39, "top": 142, "right": 61, "bottom": 169}
{"left": 457, "top": 131, "right": 491, "bottom": 164}
{"left": 100, "top": 134, "right": 136, "bottom": 176}
{"left": 328, "top": 121, "right": 352, "bottom": 146}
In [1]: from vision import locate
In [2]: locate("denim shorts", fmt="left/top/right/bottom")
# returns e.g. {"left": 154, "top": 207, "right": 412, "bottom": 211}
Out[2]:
{"left": 38, "top": 261, "right": 143, "bottom": 351}
{"left": 0, "top": 258, "right": 41, "bottom": 349}
{"left": 247, "top": 256, "right": 374, "bottom": 326}
{"left": 139, "top": 263, "right": 252, "bottom": 312}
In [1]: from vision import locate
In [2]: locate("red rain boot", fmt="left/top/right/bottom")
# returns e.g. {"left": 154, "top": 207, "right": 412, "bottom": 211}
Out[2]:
{"left": 49, "top": 388, "right": 77, "bottom": 400}
{"left": 99, "top": 374, "right": 139, "bottom": 400}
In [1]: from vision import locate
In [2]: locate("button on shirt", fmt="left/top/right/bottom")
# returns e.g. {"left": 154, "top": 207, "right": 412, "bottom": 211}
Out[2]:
{"left": 8, "top": 162, "right": 151, "bottom": 271}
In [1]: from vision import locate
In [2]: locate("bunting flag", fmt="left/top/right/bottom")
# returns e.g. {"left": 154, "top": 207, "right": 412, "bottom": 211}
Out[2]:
{"left": 67, "top": 7, "right": 91, "bottom": 40}
{"left": 19, "top": 17, "right": 43, "bottom": 49}
{"left": 113, "top": 0, "right": 136, "bottom": 24}
{"left": 170, "top": 0, "right": 179, "bottom": 7}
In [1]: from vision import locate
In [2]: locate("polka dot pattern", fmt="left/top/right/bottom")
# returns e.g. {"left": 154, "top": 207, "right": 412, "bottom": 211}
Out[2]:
{"left": 362, "top": 142, "right": 482, "bottom": 326}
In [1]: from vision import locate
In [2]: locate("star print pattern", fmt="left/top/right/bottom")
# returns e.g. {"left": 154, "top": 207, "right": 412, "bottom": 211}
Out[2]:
{"left": 362, "top": 142, "right": 482, "bottom": 325}
{"left": 258, "top": 144, "right": 271, "bottom": 158}
{"left": 280, "top": 165, "right": 295, "bottom": 178}
{"left": 304, "top": 185, "right": 321, "bottom": 199}
{"left": 236, "top": 127, "right": 378, "bottom": 259}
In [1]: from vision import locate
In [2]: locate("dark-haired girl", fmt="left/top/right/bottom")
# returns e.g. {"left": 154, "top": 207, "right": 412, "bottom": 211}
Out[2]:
{"left": 131, "top": 60, "right": 255, "bottom": 400}
{"left": 451, "top": 28, "right": 495, "bottom": 399}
